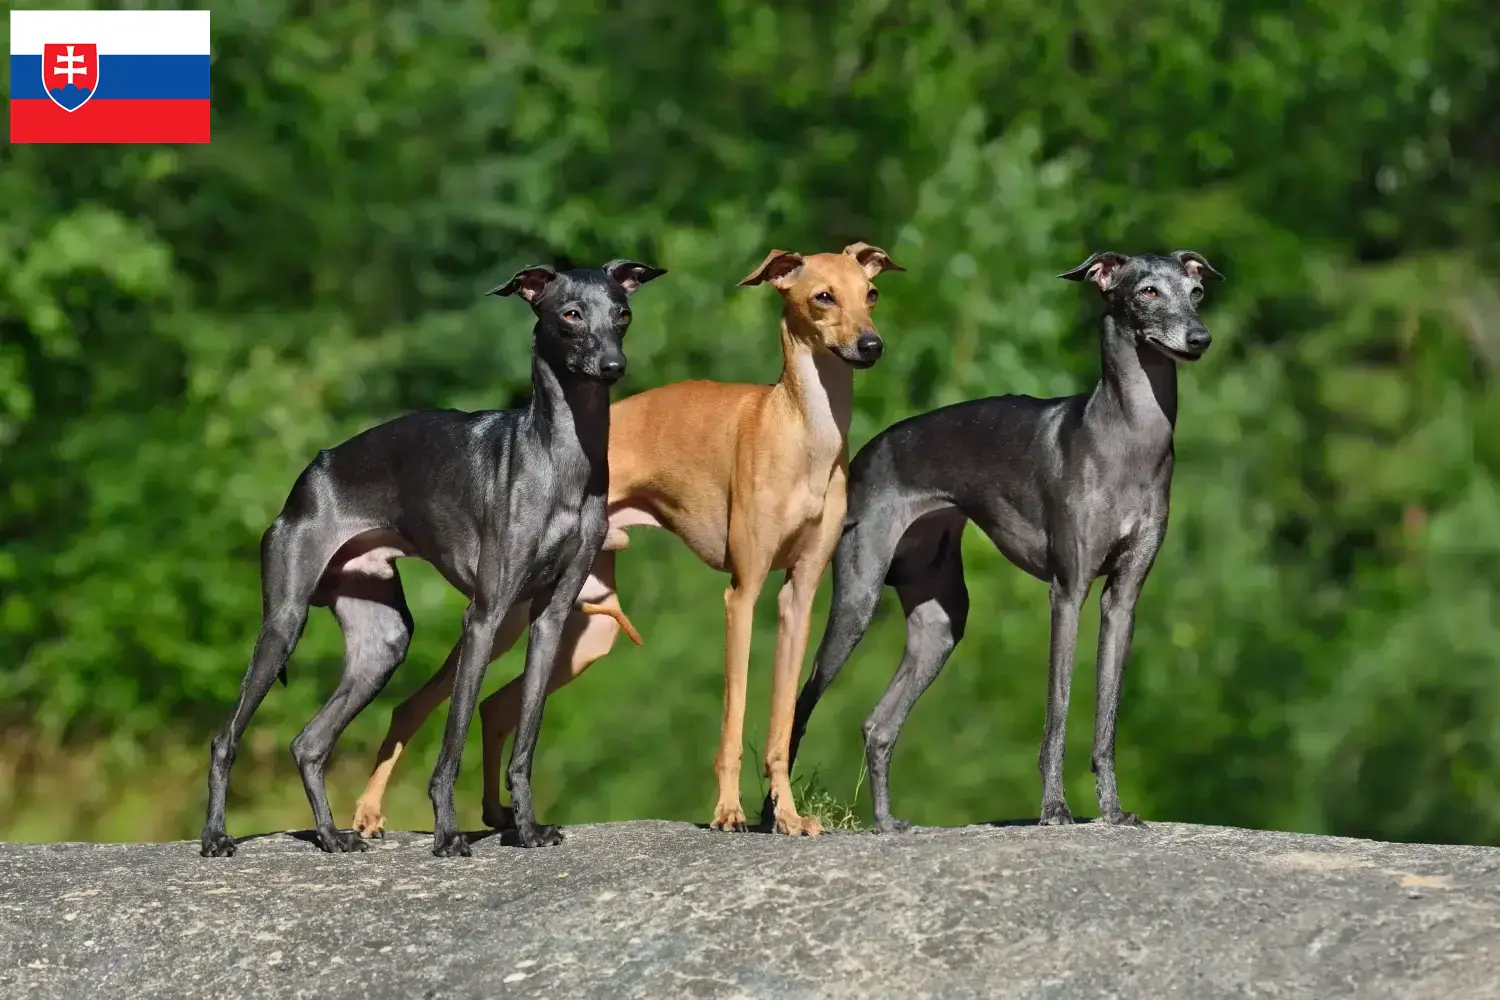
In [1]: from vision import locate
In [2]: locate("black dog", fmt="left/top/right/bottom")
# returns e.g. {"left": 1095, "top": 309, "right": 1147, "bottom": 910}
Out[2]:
{"left": 200, "top": 258, "right": 665, "bottom": 858}
{"left": 770, "top": 251, "right": 1222, "bottom": 832}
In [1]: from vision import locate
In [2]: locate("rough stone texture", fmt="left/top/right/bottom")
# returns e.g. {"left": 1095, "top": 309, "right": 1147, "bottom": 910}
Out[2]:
{"left": 1, "top": 820, "right": 1497, "bottom": 998}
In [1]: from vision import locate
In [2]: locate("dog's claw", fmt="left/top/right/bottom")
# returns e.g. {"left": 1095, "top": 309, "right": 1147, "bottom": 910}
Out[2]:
{"left": 199, "top": 830, "right": 237, "bottom": 858}
{"left": 351, "top": 802, "right": 386, "bottom": 839}
{"left": 432, "top": 832, "right": 472, "bottom": 858}
{"left": 875, "top": 817, "right": 913, "bottom": 835}
{"left": 1039, "top": 802, "right": 1075, "bottom": 826}
{"left": 517, "top": 823, "right": 563, "bottom": 848}
{"left": 316, "top": 828, "right": 370, "bottom": 854}
{"left": 774, "top": 812, "right": 824, "bottom": 838}
{"left": 710, "top": 805, "right": 748, "bottom": 832}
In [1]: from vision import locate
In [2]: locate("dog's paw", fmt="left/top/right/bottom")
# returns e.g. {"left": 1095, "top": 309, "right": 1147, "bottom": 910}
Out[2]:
{"left": 710, "top": 804, "right": 748, "bottom": 832}
{"left": 774, "top": 811, "right": 824, "bottom": 838}
{"left": 875, "top": 817, "right": 914, "bottom": 835}
{"left": 517, "top": 823, "right": 563, "bottom": 848}
{"left": 1039, "top": 802, "right": 1075, "bottom": 826}
{"left": 1103, "top": 809, "right": 1144, "bottom": 827}
{"left": 432, "top": 831, "right": 472, "bottom": 858}
{"left": 199, "top": 830, "right": 237, "bottom": 858}
{"left": 316, "top": 828, "right": 370, "bottom": 854}
{"left": 482, "top": 802, "right": 516, "bottom": 831}
{"left": 351, "top": 801, "right": 386, "bottom": 839}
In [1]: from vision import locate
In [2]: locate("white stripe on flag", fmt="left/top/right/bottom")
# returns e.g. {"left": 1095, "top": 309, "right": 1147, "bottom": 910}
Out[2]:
{"left": 9, "top": 10, "right": 210, "bottom": 56}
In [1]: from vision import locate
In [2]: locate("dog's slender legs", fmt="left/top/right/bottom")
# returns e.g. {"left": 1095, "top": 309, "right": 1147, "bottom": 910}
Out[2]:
{"left": 349, "top": 602, "right": 529, "bottom": 838}
{"left": 761, "top": 571, "right": 823, "bottom": 835}
{"left": 713, "top": 553, "right": 769, "bottom": 831}
{"left": 1039, "top": 572, "right": 1092, "bottom": 825}
{"left": 758, "top": 512, "right": 903, "bottom": 827}
{"left": 351, "top": 644, "right": 455, "bottom": 838}
{"left": 864, "top": 559, "right": 969, "bottom": 834}
{"left": 292, "top": 576, "right": 413, "bottom": 853}
{"left": 1091, "top": 548, "right": 1156, "bottom": 826}
{"left": 762, "top": 486, "right": 844, "bottom": 835}
{"left": 506, "top": 577, "right": 592, "bottom": 848}
{"left": 480, "top": 588, "right": 620, "bottom": 829}
{"left": 200, "top": 524, "right": 333, "bottom": 857}
{"left": 430, "top": 547, "right": 522, "bottom": 857}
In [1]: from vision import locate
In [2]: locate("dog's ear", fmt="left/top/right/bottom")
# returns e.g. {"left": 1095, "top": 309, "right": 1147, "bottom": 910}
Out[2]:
{"left": 843, "top": 242, "right": 906, "bottom": 279}
{"left": 737, "top": 249, "right": 805, "bottom": 289}
{"left": 488, "top": 265, "right": 558, "bottom": 303}
{"left": 602, "top": 259, "right": 667, "bottom": 296}
{"left": 1174, "top": 251, "right": 1224, "bottom": 282}
{"left": 1058, "top": 251, "right": 1130, "bottom": 292}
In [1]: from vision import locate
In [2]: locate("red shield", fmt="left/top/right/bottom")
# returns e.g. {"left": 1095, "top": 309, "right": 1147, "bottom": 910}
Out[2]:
{"left": 42, "top": 43, "right": 99, "bottom": 113}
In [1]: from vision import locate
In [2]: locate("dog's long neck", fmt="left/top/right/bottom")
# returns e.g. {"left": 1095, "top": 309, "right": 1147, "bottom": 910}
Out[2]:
{"left": 1086, "top": 314, "right": 1178, "bottom": 447}
{"left": 774, "top": 316, "right": 853, "bottom": 469}
{"left": 525, "top": 351, "right": 610, "bottom": 482}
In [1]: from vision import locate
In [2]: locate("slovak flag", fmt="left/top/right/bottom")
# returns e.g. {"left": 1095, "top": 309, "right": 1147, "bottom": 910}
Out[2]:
{"left": 9, "top": 9, "right": 210, "bottom": 144}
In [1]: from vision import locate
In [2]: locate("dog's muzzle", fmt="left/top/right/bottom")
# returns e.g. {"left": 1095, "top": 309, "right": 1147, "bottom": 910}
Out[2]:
{"left": 836, "top": 332, "right": 884, "bottom": 369}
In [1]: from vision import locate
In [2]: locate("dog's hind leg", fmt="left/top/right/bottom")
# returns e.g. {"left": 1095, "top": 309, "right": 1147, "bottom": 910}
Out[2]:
{"left": 759, "top": 498, "right": 921, "bottom": 828}
{"left": 478, "top": 551, "right": 625, "bottom": 829}
{"left": 350, "top": 600, "right": 530, "bottom": 838}
{"left": 862, "top": 520, "right": 969, "bottom": 834}
{"left": 292, "top": 571, "right": 414, "bottom": 853}
{"left": 200, "top": 519, "right": 339, "bottom": 858}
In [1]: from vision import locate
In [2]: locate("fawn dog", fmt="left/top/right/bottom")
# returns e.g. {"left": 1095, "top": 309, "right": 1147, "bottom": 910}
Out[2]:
{"left": 349, "top": 243, "right": 903, "bottom": 838}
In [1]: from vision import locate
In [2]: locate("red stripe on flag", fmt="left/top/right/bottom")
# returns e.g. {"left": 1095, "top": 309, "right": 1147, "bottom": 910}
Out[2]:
{"left": 10, "top": 99, "right": 210, "bottom": 144}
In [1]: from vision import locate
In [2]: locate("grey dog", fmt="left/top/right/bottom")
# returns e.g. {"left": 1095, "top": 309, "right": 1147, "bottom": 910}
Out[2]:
{"left": 769, "top": 250, "right": 1223, "bottom": 832}
{"left": 200, "top": 258, "right": 665, "bottom": 859}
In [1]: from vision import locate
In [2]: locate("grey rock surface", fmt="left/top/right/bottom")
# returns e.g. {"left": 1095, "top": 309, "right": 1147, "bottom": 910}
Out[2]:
{"left": 1, "top": 820, "right": 1497, "bottom": 999}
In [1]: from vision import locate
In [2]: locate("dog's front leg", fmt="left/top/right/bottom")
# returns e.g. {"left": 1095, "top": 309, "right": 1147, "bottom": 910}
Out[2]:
{"left": 506, "top": 559, "right": 597, "bottom": 848}
{"left": 1090, "top": 542, "right": 1158, "bottom": 827}
{"left": 715, "top": 549, "right": 771, "bottom": 831}
{"left": 1040, "top": 568, "right": 1091, "bottom": 826}
{"left": 428, "top": 545, "right": 524, "bottom": 858}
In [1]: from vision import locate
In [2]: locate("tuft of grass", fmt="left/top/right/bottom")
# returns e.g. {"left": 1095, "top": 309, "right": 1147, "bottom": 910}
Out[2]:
{"left": 748, "top": 743, "right": 867, "bottom": 831}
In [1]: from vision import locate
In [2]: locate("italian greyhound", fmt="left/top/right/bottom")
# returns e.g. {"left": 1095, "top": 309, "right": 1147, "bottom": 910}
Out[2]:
{"left": 769, "top": 251, "right": 1223, "bottom": 832}
{"left": 198, "top": 258, "right": 666, "bottom": 859}
{"left": 347, "top": 243, "right": 904, "bottom": 839}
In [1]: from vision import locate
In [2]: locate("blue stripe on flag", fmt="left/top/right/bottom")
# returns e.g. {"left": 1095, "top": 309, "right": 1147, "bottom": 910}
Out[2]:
{"left": 10, "top": 54, "right": 210, "bottom": 101}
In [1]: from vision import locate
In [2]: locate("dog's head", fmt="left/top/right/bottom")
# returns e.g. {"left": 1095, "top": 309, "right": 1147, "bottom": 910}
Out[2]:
{"left": 490, "top": 259, "right": 667, "bottom": 383}
{"left": 738, "top": 242, "right": 905, "bottom": 369}
{"left": 1059, "top": 251, "right": 1223, "bottom": 362}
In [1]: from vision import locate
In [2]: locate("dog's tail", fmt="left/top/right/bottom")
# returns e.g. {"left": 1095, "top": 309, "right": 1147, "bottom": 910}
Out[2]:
{"left": 580, "top": 602, "right": 643, "bottom": 645}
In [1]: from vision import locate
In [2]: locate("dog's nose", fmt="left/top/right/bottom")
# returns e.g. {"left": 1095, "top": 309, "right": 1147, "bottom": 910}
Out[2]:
{"left": 855, "top": 332, "right": 884, "bottom": 362}
{"left": 1186, "top": 327, "right": 1212, "bottom": 352}
{"left": 599, "top": 359, "right": 625, "bottom": 380}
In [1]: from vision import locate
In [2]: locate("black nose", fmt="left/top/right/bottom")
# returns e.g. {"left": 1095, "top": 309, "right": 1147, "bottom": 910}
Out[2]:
{"left": 1186, "top": 327, "right": 1211, "bottom": 352}
{"left": 855, "top": 333, "right": 883, "bottom": 361}
{"left": 599, "top": 359, "right": 625, "bottom": 379}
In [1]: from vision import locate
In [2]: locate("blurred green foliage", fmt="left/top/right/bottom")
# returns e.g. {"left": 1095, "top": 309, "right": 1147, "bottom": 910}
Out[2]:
{"left": 2, "top": 1, "right": 1498, "bottom": 845}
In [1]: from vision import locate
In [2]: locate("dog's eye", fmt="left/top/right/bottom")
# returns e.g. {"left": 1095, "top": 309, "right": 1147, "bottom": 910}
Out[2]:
{"left": 1140, "top": 287, "right": 1158, "bottom": 298}
{"left": 815, "top": 291, "right": 836, "bottom": 306}
{"left": 866, "top": 288, "right": 878, "bottom": 306}
{"left": 563, "top": 309, "right": 583, "bottom": 321}
{"left": 618, "top": 310, "right": 631, "bottom": 324}
{"left": 1190, "top": 286, "right": 1203, "bottom": 301}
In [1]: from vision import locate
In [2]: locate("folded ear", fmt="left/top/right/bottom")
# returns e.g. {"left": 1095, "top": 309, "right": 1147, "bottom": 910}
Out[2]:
{"left": 1057, "top": 251, "right": 1130, "bottom": 292}
{"left": 843, "top": 241, "right": 906, "bottom": 279}
{"left": 602, "top": 259, "right": 667, "bottom": 296}
{"left": 1174, "top": 251, "right": 1224, "bottom": 281}
{"left": 737, "top": 249, "right": 805, "bottom": 288}
{"left": 488, "top": 265, "right": 558, "bottom": 303}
